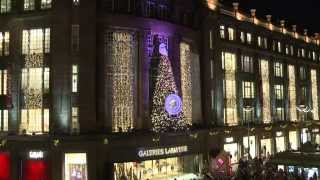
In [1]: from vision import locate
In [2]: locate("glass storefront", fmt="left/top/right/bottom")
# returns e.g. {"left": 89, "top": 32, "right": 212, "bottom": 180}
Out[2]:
{"left": 64, "top": 153, "right": 88, "bottom": 180}
{"left": 260, "top": 138, "right": 272, "bottom": 157}
{"left": 0, "top": 153, "right": 10, "bottom": 180}
{"left": 289, "top": 131, "right": 298, "bottom": 150}
{"left": 114, "top": 154, "right": 203, "bottom": 180}
{"left": 243, "top": 136, "right": 256, "bottom": 159}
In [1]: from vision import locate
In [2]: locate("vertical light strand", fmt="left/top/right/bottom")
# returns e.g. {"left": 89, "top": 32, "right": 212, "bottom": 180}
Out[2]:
{"left": 223, "top": 52, "right": 237, "bottom": 125}
{"left": 180, "top": 42, "right": 192, "bottom": 125}
{"left": 107, "top": 31, "right": 136, "bottom": 132}
{"left": 260, "top": 60, "right": 271, "bottom": 123}
{"left": 311, "top": 69, "right": 319, "bottom": 120}
{"left": 288, "top": 65, "right": 297, "bottom": 121}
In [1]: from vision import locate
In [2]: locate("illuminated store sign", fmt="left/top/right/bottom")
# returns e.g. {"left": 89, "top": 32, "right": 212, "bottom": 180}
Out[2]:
{"left": 29, "top": 151, "right": 44, "bottom": 159}
{"left": 225, "top": 137, "right": 234, "bottom": 143}
{"left": 138, "top": 146, "right": 188, "bottom": 158}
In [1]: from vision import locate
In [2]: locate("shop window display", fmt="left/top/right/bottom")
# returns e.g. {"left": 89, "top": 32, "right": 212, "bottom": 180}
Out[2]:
{"left": 289, "top": 131, "right": 298, "bottom": 150}
{"left": 276, "top": 136, "right": 285, "bottom": 153}
{"left": 23, "top": 160, "right": 48, "bottom": 180}
{"left": 114, "top": 154, "right": 203, "bottom": 180}
{"left": 64, "top": 153, "right": 87, "bottom": 180}
{"left": 243, "top": 136, "right": 256, "bottom": 158}
{"left": 260, "top": 139, "right": 272, "bottom": 157}
{"left": 223, "top": 143, "right": 238, "bottom": 164}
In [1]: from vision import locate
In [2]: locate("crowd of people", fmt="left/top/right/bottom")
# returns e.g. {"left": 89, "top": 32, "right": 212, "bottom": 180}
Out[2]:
{"left": 233, "top": 157, "right": 318, "bottom": 180}
{"left": 208, "top": 156, "right": 319, "bottom": 180}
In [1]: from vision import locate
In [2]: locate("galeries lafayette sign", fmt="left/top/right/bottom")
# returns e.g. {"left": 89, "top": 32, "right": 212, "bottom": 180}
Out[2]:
{"left": 138, "top": 145, "right": 188, "bottom": 158}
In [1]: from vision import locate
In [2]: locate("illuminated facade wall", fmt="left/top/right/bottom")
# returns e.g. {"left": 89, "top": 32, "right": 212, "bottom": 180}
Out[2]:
{"left": 106, "top": 31, "right": 137, "bottom": 132}
{"left": 222, "top": 52, "right": 238, "bottom": 125}
{"left": 180, "top": 42, "right": 192, "bottom": 125}
{"left": 288, "top": 65, "right": 297, "bottom": 121}
{"left": 260, "top": 60, "right": 271, "bottom": 123}
{"left": 20, "top": 28, "right": 50, "bottom": 134}
{"left": 311, "top": 69, "right": 319, "bottom": 120}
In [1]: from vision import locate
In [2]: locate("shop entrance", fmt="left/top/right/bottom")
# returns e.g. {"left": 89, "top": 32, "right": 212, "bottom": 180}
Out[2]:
{"left": 0, "top": 153, "right": 10, "bottom": 180}
{"left": 243, "top": 136, "right": 256, "bottom": 159}
{"left": 260, "top": 139, "right": 272, "bottom": 158}
{"left": 23, "top": 160, "right": 48, "bottom": 180}
{"left": 223, "top": 143, "right": 238, "bottom": 164}
{"left": 113, "top": 154, "right": 203, "bottom": 180}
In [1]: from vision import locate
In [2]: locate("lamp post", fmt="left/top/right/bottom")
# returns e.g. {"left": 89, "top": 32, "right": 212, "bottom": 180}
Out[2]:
{"left": 244, "top": 105, "right": 254, "bottom": 160}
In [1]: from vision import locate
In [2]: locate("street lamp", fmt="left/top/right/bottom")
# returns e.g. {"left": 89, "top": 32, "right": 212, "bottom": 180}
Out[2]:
{"left": 244, "top": 105, "right": 254, "bottom": 160}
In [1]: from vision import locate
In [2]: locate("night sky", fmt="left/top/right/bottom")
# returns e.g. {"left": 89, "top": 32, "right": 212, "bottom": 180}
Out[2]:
{"left": 220, "top": 0, "right": 320, "bottom": 35}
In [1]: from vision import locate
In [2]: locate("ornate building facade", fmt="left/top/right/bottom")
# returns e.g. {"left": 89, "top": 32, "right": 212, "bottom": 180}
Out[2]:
{"left": 0, "top": 0, "right": 319, "bottom": 179}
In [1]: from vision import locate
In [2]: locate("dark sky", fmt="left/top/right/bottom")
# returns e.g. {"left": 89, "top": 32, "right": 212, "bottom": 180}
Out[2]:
{"left": 220, "top": 0, "right": 320, "bottom": 35}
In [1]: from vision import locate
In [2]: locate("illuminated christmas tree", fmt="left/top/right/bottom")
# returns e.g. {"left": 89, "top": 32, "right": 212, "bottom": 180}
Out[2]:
{"left": 150, "top": 37, "right": 188, "bottom": 132}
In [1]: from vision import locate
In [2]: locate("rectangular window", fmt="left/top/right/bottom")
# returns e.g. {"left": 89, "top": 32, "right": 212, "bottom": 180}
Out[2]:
{"left": 312, "top": 51, "right": 316, "bottom": 60}
{"left": 71, "top": 25, "right": 80, "bottom": 53}
{"left": 0, "top": 0, "right": 11, "bottom": 13}
{"left": 240, "top": 32, "right": 245, "bottom": 43}
{"left": 272, "top": 41, "right": 276, "bottom": 51}
{"left": 275, "top": 107, "right": 284, "bottom": 121}
{"left": 158, "top": 4, "right": 167, "bottom": 19}
{"left": 241, "top": 55, "right": 253, "bottom": 73}
{"left": 41, "top": 0, "right": 51, "bottom": 9}
{"left": 302, "top": 49, "right": 305, "bottom": 57}
{"left": 277, "top": 41, "right": 281, "bottom": 53}
{"left": 246, "top": 33, "right": 252, "bottom": 44}
{"left": 71, "top": 107, "right": 79, "bottom": 131}
{"left": 22, "top": 28, "right": 50, "bottom": 55}
{"left": 274, "top": 62, "right": 283, "bottom": 77}
{"left": 274, "top": 85, "right": 284, "bottom": 100}
{"left": 257, "top": 36, "right": 262, "bottom": 47}
{"left": 72, "top": 65, "right": 78, "bottom": 93}
{"left": 263, "top": 37, "right": 268, "bottom": 49}
{"left": 227, "top": 27, "right": 235, "bottom": 41}
{"left": 299, "top": 67, "right": 307, "bottom": 80}
{"left": 242, "top": 81, "right": 255, "bottom": 98}
{"left": 243, "top": 109, "right": 254, "bottom": 123}
{"left": 0, "top": 32, "right": 9, "bottom": 56}
{"left": 145, "top": 1, "right": 155, "bottom": 17}
{"left": 285, "top": 44, "right": 289, "bottom": 55}
{"left": 64, "top": 153, "right": 87, "bottom": 180}
{"left": 21, "top": 109, "right": 49, "bottom": 134}
{"left": 219, "top": 25, "right": 225, "bottom": 39}
{"left": 44, "top": 67, "right": 50, "bottom": 92}
{"left": 24, "top": 0, "right": 35, "bottom": 11}
{"left": 290, "top": 45, "right": 294, "bottom": 56}
{"left": 0, "top": 110, "right": 8, "bottom": 131}
{"left": 0, "top": 70, "right": 7, "bottom": 95}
